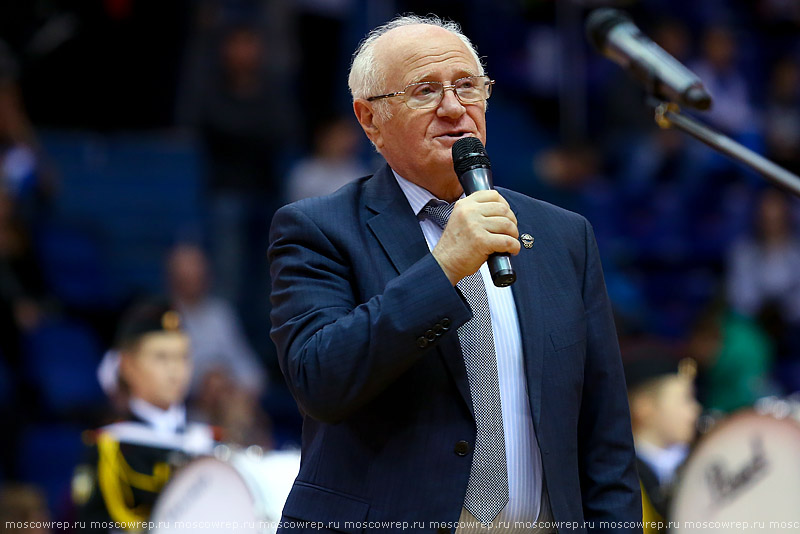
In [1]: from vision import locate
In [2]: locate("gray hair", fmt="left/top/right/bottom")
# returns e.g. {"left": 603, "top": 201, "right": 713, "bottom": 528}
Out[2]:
{"left": 348, "top": 14, "right": 485, "bottom": 120}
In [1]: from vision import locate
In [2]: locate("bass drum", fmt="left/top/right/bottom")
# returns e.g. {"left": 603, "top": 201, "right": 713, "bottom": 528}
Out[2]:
{"left": 670, "top": 408, "right": 800, "bottom": 532}
{"left": 151, "top": 446, "right": 300, "bottom": 534}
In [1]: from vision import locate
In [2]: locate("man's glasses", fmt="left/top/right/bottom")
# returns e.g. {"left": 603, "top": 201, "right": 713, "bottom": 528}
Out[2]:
{"left": 366, "top": 76, "right": 495, "bottom": 109}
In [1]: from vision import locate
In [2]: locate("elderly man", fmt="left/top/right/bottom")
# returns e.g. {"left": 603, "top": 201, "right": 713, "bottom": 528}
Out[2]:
{"left": 269, "top": 15, "right": 641, "bottom": 534}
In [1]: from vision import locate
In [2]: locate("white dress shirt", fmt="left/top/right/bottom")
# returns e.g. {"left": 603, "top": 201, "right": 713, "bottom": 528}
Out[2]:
{"left": 116, "top": 397, "right": 216, "bottom": 455}
{"left": 394, "top": 172, "right": 552, "bottom": 534}
{"left": 636, "top": 441, "right": 689, "bottom": 486}
{"left": 129, "top": 397, "right": 188, "bottom": 435}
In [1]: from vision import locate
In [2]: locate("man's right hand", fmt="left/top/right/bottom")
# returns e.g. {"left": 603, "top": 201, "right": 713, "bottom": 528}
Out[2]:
{"left": 432, "top": 190, "right": 520, "bottom": 286}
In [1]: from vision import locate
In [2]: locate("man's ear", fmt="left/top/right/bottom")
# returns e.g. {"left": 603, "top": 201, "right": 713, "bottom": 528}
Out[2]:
{"left": 353, "top": 99, "right": 384, "bottom": 150}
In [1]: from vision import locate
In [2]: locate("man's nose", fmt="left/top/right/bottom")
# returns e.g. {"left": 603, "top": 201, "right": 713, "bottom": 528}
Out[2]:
{"left": 436, "top": 87, "right": 466, "bottom": 119}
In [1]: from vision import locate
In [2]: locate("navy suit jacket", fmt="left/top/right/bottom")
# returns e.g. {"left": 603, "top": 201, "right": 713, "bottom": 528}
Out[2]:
{"left": 268, "top": 165, "right": 641, "bottom": 533}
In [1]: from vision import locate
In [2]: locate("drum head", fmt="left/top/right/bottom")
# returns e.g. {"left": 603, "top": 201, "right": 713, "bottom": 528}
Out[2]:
{"left": 151, "top": 450, "right": 300, "bottom": 533}
{"left": 670, "top": 411, "right": 800, "bottom": 532}
{"left": 152, "top": 457, "right": 258, "bottom": 532}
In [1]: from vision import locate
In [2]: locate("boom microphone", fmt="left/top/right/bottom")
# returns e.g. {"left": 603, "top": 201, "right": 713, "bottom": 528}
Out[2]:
{"left": 452, "top": 137, "right": 516, "bottom": 288}
{"left": 586, "top": 7, "right": 712, "bottom": 111}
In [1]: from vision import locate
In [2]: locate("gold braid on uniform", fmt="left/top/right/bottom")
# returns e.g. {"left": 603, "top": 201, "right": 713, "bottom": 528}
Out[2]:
{"left": 97, "top": 433, "right": 171, "bottom": 529}
{"left": 640, "top": 480, "right": 664, "bottom": 534}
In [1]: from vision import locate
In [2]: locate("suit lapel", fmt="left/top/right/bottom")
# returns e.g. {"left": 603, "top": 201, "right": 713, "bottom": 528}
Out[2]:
{"left": 507, "top": 195, "right": 545, "bottom": 434}
{"left": 364, "top": 165, "right": 430, "bottom": 275}
{"left": 363, "top": 166, "right": 474, "bottom": 416}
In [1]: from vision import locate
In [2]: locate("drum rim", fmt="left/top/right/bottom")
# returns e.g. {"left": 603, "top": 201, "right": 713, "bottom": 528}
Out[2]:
{"left": 151, "top": 455, "right": 256, "bottom": 523}
{"left": 669, "top": 407, "right": 800, "bottom": 522}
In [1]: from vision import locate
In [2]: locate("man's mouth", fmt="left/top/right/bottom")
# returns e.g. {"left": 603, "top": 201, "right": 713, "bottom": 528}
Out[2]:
{"left": 437, "top": 131, "right": 472, "bottom": 139}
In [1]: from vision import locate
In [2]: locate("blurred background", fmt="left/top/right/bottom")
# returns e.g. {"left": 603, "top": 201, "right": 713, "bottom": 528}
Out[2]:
{"left": 2, "top": 0, "right": 800, "bottom": 528}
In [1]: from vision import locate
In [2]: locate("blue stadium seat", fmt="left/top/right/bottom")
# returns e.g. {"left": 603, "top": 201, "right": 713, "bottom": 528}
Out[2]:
{"left": 23, "top": 319, "right": 105, "bottom": 416}
{"left": 34, "top": 222, "right": 116, "bottom": 310}
{"left": 17, "top": 424, "right": 84, "bottom": 520}
{"left": 39, "top": 131, "right": 203, "bottom": 297}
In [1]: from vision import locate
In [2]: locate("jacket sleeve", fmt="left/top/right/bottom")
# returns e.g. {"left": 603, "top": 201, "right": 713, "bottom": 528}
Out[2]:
{"left": 268, "top": 202, "right": 472, "bottom": 424}
{"left": 576, "top": 218, "right": 643, "bottom": 532}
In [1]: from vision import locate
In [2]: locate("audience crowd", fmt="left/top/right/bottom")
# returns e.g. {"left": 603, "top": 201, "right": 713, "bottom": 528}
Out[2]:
{"left": 1, "top": 0, "right": 800, "bottom": 528}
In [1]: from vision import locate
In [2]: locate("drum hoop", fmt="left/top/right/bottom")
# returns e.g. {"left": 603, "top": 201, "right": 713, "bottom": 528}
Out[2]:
{"left": 670, "top": 407, "right": 800, "bottom": 522}
{"left": 688, "top": 409, "right": 800, "bottom": 460}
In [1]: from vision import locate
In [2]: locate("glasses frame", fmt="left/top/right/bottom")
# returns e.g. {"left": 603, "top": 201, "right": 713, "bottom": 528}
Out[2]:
{"left": 366, "top": 76, "right": 495, "bottom": 109}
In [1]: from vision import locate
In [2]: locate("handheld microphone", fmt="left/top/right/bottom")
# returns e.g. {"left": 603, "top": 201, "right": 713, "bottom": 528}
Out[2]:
{"left": 452, "top": 137, "right": 516, "bottom": 288}
{"left": 586, "top": 8, "right": 712, "bottom": 111}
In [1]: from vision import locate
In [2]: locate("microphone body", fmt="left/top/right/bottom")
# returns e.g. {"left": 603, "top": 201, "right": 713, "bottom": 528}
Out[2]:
{"left": 586, "top": 8, "right": 712, "bottom": 111}
{"left": 452, "top": 138, "right": 516, "bottom": 288}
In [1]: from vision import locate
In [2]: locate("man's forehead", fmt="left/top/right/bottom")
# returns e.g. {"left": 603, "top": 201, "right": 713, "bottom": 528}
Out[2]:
{"left": 376, "top": 24, "right": 467, "bottom": 54}
{"left": 380, "top": 23, "right": 450, "bottom": 40}
{"left": 374, "top": 24, "right": 477, "bottom": 78}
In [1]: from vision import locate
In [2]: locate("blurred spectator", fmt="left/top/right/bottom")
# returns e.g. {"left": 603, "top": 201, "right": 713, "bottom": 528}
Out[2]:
{"left": 687, "top": 297, "right": 776, "bottom": 412}
{"left": 191, "top": 367, "right": 274, "bottom": 448}
{"left": 763, "top": 57, "right": 800, "bottom": 174}
{"left": 532, "top": 144, "right": 603, "bottom": 214}
{"left": 710, "top": 312, "right": 776, "bottom": 411}
{"left": 624, "top": 346, "right": 701, "bottom": 529}
{"left": 0, "top": 189, "right": 44, "bottom": 362}
{"left": 0, "top": 40, "right": 50, "bottom": 482}
{"left": 617, "top": 128, "right": 710, "bottom": 262}
{"left": 521, "top": 22, "right": 561, "bottom": 131}
{"left": 0, "top": 483, "right": 51, "bottom": 534}
{"left": 0, "top": 39, "right": 55, "bottom": 218}
{"left": 75, "top": 300, "right": 216, "bottom": 531}
{"left": 0, "top": 189, "right": 47, "bottom": 482}
{"left": 0, "top": 39, "right": 51, "bottom": 360}
{"left": 727, "top": 188, "right": 800, "bottom": 328}
{"left": 184, "top": 23, "right": 294, "bottom": 324}
{"left": 166, "top": 243, "right": 266, "bottom": 397}
{"left": 690, "top": 25, "right": 757, "bottom": 138}
{"left": 756, "top": 0, "right": 800, "bottom": 28}
{"left": 286, "top": 115, "right": 368, "bottom": 202}
{"left": 727, "top": 188, "right": 800, "bottom": 390}
{"left": 166, "top": 243, "right": 272, "bottom": 448}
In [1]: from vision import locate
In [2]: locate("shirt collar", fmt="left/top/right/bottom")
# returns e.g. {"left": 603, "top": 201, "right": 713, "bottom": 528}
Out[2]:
{"left": 636, "top": 440, "right": 689, "bottom": 484}
{"left": 392, "top": 169, "right": 464, "bottom": 217}
{"left": 129, "top": 397, "right": 187, "bottom": 434}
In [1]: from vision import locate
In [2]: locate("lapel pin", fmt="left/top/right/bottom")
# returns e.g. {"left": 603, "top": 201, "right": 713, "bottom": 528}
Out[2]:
{"left": 520, "top": 233, "right": 534, "bottom": 249}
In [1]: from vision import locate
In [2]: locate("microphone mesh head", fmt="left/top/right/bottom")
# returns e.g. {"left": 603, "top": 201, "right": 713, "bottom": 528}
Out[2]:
{"left": 585, "top": 8, "right": 630, "bottom": 51}
{"left": 452, "top": 137, "right": 491, "bottom": 176}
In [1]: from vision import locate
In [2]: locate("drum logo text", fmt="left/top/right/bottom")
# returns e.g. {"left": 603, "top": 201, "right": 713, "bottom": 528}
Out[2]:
{"left": 704, "top": 436, "right": 768, "bottom": 506}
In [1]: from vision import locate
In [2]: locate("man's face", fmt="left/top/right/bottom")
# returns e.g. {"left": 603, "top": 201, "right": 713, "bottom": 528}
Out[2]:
{"left": 651, "top": 376, "right": 701, "bottom": 447}
{"left": 168, "top": 245, "right": 209, "bottom": 304}
{"left": 122, "top": 332, "right": 192, "bottom": 410}
{"left": 361, "top": 25, "right": 487, "bottom": 197}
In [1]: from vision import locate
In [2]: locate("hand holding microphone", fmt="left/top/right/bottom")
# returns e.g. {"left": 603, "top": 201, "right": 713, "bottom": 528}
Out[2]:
{"left": 431, "top": 137, "right": 519, "bottom": 287}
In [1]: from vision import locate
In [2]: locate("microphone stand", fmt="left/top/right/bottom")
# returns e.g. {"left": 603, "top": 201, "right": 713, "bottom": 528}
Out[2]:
{"left": 650, "top": 100, "right": 800, "bottom": 198}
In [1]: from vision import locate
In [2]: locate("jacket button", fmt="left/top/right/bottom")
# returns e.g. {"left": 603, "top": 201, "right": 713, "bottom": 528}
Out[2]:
{"left": 425, "top": 329, "right": 436, "bottom": 341}
{"left": 441, "top": 317, "right": 451, "bottom": 330}
{"left": 437, "top": 528, "right": 450, "bottom": 534}
{"left": 416, "top": 336, "right": 429, "bottom": 348}
{"left": 454, "top": 440, "right": 470, "bottom": 456}
{"left": 433, "top": 323, "right": 443, "bottom": 336}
